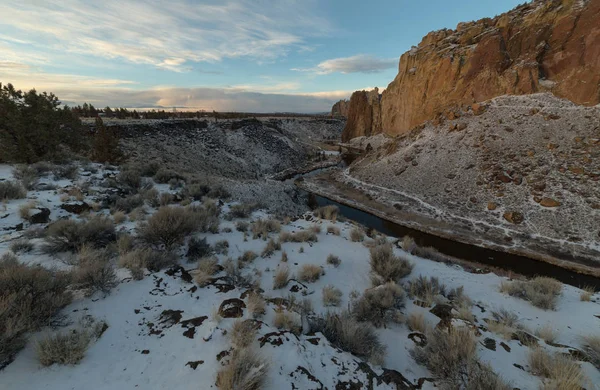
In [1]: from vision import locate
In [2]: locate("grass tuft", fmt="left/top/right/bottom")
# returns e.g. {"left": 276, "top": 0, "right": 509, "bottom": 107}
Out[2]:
{"left": 500, "top": 276, "right": 562, "bottom": 310}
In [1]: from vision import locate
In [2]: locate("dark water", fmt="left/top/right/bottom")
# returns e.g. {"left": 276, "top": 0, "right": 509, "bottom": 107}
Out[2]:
{"left": 311, "top": 194, "right": 600, "bottom": 290}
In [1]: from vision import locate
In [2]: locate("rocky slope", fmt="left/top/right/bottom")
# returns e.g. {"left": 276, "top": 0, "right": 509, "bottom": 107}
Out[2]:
{"left": 342, "top": 0, "right": 600, "bottom": 140}
{"left": 345, "top": 93, "right": 600, "bottom": 268}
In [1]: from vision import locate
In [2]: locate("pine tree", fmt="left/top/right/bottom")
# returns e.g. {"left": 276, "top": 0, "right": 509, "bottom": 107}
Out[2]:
{"left": 92, "top": 116, "right": 120, "bottom": 162}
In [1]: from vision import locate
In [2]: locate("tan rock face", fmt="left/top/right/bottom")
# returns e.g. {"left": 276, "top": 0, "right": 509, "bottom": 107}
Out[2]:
{"left": 342, "top": 0, "right": 600, "bottom": 140}
{"left": 331, "top": 99, "right": 350, "bottom": 117}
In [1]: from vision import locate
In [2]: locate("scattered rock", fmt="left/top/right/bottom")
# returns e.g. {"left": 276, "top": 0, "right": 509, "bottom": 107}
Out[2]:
{"left": 503, "top": 211, "right": 524, "bottom": 224}
{"left": 60, "top": 202, "right": 91, "bottom": 214}
{"left": 539, "top": 197, "right": 561, "bottom": 207}
{"left": 29, "top": 208, "right": 50, "bottom": 224}
{"left": 487, "top": 202, "right": 497, "bottom": 210}
{"left": 218, "top": 298, "right": 245, "bottom": 318}
{"left": 185, "top": 360, "right": 204, "bottom": 370}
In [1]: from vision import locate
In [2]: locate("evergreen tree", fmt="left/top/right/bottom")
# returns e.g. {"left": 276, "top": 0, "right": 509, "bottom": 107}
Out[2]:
{"left": 92, "top": 116, "right": 120, "bottom": 163}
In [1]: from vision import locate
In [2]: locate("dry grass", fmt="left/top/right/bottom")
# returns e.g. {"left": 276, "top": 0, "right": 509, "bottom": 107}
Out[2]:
{"left": 1, "top": 254, "right": 72, "bottom": 367}
{"left": 230, "top": 320, "right": 258, "bottom": 348}
{"left": 488, "top": 308, "right": 522, "bottom": 340}
{"left": 310, "top": 311, "right": 385, "bottom": 365}
{"left": 225, "top": 203, "right": 259, "bottom": 220}
{"left": 18, "top": 201, "right": 36, "bottom": 221}
{"left": 535, "top": 325, "right": 558, "bottom": 344}
{"left": 246, "top": 293, "right": 266, "bottom": 319}
{"left": 407, "top": 312, "right": 428, "bottom": 333}
{"left": 193, "top": 256, "right": 219, "bottom": 286}
{"left": 251, "top": 219, "right": 281, "bottom": 240}
{"left": 118, "top": 248, "right": 176, "bottom": 274}
{"left": 273, "top": 308, "right": 300, "bottom": 332}
{"left": 280, "top": 251, "right": 288, "bottom": 263}
{"left": 235, "top": 221, "right": 249, "bottom": 232}
{"left": 13, "top": 165, "right": 40, "bottom": 190}
{"left": 326, "top": 254, "right": 341, "bottom": 267}
{"left": 580, "top": 335, "right": 600, "bottom": 369}
{"left": 528, "top": 347, "right": 586, "bottom": 389}
{"left": 500, "top": 277, "right": 562, "bottom": 310}
{"left": 313, "top": 205, "right": 339, "bottom": 221}
{"left": 326, "top": 225, "right": 340, "bottom": 235}
{"left": 43, "top": 216, "right": 116, "bottom": 254}
{"left": 261, "top": 238, "right": 280, "bottom": 258}
{"left": 353, "top": 283, "right": 406, "bottom": 327}
{"left": 350, "top": 227, "right": 365, "bottom": 242}
{"left": 72, "top": 246, "right": 117, "bottom": 296}
{"left": 112, "top": 211, "right": 126, "bottom": 224}
{"left": 214, "top": 240, "right": 229, "bottom": 255}
{"left": 369, "top": 243, "right": 413, "bottom": 284}
{"left": 128, "top": 206, "right": 147, "bottom": 221}
{"left": 279, "top": 230, "right": 318, "bottom": 243}
{"left": 297, "top": 264, "right": 322, "bottom": 283}
{"left": 238, "top": 251, "right": 258, "bottom": 266}
{"left": 273, "top": 266, "right": 290, "bottom": 289}
{"left": 406, "top": 275, "right": 446, "bottom": 306}
{"left": 0, "top": 181, "right": 27, "bottom": 200}
{"left": 322, "top": 285, "right": 343, "bottom": 307}
{"left": 580, "top": 285, "right": 595, "bottom": 302}
{"left": 9, "top": 239, "right": 34, "bottom": 254}
{"left": 215, "top": 347, "right": 268, "bottom": 390}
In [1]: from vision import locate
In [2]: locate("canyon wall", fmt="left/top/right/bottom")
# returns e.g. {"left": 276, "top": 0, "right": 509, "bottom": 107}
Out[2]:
{"left": 331, "top": 99, "right": 350, "bottom": 117}
{"left": 341, "top": 0, "right": 600, "bottom": 140}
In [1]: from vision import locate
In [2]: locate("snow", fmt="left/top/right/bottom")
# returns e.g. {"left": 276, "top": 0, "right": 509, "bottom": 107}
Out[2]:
{"left": 1, "top": 163, "right": 599, "bottom": 389}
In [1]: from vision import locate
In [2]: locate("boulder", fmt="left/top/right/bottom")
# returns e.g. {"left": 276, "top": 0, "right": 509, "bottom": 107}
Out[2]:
{"left": 540, "top": 197, "right": 561, "bottom": 207}
{"left": 29, "top": 208, "right": 50, "bottom": 224}
{"left": 218, "top": 298, "right": 246, "bottom": 318}
{"left": 503, "top": 211, "right": 524, "bottom": 224}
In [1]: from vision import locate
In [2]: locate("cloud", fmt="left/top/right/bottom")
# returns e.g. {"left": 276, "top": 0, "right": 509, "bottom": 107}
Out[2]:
{"left": 0, "top": 0, "right": 331, "bottom": 72}
{"left": 293, "top": 54, "right": 397, "bottom": 75}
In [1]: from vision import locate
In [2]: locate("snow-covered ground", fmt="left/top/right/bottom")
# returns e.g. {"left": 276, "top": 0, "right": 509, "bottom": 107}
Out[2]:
{"left": 1, "top": 163, "right": 599, "bottom": 389}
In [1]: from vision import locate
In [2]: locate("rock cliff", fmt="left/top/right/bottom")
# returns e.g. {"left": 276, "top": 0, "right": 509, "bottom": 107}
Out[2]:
{"left": 331, "top": 99, "right": 350, "bottom": 117}
{"left": 342, "top": 0, "right": 600, "bottom": 140}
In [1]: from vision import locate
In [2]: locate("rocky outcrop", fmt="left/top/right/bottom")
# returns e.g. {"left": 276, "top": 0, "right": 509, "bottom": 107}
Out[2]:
{"left": 331, "top": 99, "right": 350, "bottom": 117}
{"left": 343, "top": 0, "right": 600, "bottom": 140}
{"left": 341, "top": 88, "right": 382, "bottom": 142}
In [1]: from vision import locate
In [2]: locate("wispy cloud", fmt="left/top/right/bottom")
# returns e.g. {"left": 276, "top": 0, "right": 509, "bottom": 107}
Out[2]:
{"left": 293, "top": 54, "right": 397, "bottom": 75}
{"left": 0, "top": 0, "right": 331, "bottom": 72}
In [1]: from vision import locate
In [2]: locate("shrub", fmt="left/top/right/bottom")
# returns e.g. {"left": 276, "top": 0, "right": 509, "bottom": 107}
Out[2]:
{"left": 225, "top": 203, "right": 259, "bottom": 220}
{"left": 297, "top": 264, "right": 322, "bottom": 283}
{"left": 12, "top": 165, "right": 39, "bottom": 190}
{"left": 114, "top": 194, "right": 144, "bottom": 213}
{"left": 322, "top": 285, "right": 343, "bottom": 307}
{"left": 580, "top": 335, "right": 600, "bottom": 369}
{"left": 72, "top": 246, "right": 117, "bottom": 296}
{"left": 407, "top": 275, "right": 447, "bottom": 306}
{"left": 187, "top": 237, "right": 212, "bottom": 262}
{"left": 214, "top": 240, "right": 229, "bottom": 255}
{"left": 326, "top": 254, "right": 341, "bottom": 267}
{"left": 407, "top": 312, "right": 427, "bottom": 333}
{"left": 52, "top": 164, "right": 79, "bottom": 180}
{"left": 311, "top": 311, "right": 385, "bottom": 364}
{"left": 369, "top": 244, "right": 413, "bottom": 284}
{"left": 117, "top": 248, "right": 176, "bottom": 274}
{"left": 215, "top": 347, "right": 268, "bottom": 390}
{"left": 488, "top": 308, "right": 521, "bottom": 339}
{"left": 261, "top": 238, "right": 280, "bottom": 258}
{"left": 0, "top": 254, "right": 72, "bottom": 368}
{"left": 327, "top": 225, "right": 340, "bottom": 235}
{"left": 273, "top": 309, "right": 300, "bottom": 332}
{"left": 500, "top": 276, "right": 562, "bottom": 310}
{"left": 535, "top": 325, "right": 558, "bottom": 344}
{"left": 137, "top": 206, "right": 198, "bottom": 248}
{"left": 112, "top": 211, "right": 126, "bottom": 224}
{"left": 192, "top": 256, "right": 219, "bottom": 286}
{"left": 246, "top": 293, "right": 266, "bottom": 319}
{"left": 400, "top": 236, "right": 417, "bottom": 254}
{"left": 222, "top": 258, "right": 254, "bottom": 288}
{"left": 9, "top": 239, "right": 34, "bottom": 253}
{"left": 273, "top": 266, "right": 289, "bottom": 289}
{"left": 153, "top": 168, "right": 185, "bottom": 184}
{"left": 580, "top": 286, "right": 595, "bottom": 302}
{"left": 0, "top": 181, "right": 26, "bottom": 200}
{"left": 279, "top": 230, "right": 318, "bottom": 243}
{"left": 230, "top": 320, "right": 258, "bottom": 348}
{"left": 353, "top": 283, "right": 405, "bottom": 327}
{"left": 43, "top": 216, "right": 116, "bottom": 254}
{"left": 18, "top": 201, "right": 36, "bottom": 221}
{"left": 207, "top": 185, "right": 230, "bottom": 200}
{"left": 350, "top": 227, "right": 364, "bottom": 242}
{"left": 238, "top": 251, "right": 258, "bottom": 266}
{"left": 117, "top": 169, "right": 143, "bottom": 193}
{"left": 281, "top": 251, "right": 288, "bottom": 262}
{"left": 528, "top": 347, "right": 585, "bottom": 389}
{"left": 159, "top": 192, "right": 174, "bottom": 206}
{"left": 140, "top": 187, "right": 160, "bottom": 207}
{"left": 183, "top": 183, "right": 211, "bottom": 201}
{"left": 251, "top": 219, "right": 281, "bottom": 240}
{"left": 313, "top": 205, "right": 339, "bottom": 221}
{"left": 236, "top": 221, "right": 249, "bottom": 232}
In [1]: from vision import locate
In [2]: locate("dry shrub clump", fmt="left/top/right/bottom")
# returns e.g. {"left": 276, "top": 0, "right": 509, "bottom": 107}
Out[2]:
{"left": 238, "top": 250, "right": 258, "bottom": 266}
{"left": 580, "top": 335, "right": 600, "bottom": 369}
{"left": 13, "top": 165, "right": 41, "bottom": 190}
{"left": 246, "top": 293, "right": 266, "bottom": 319}
{"left": 72, "top": 246, "right": 117, "bottom": 296}
{"left": 225, "top": 203, "right": 259, "bottom": 220}
{"left": 230, "top": 319, "right": 258, "bottom": 348}
{"left": 528, "top": 347, "right": 586, "bottom": 389}
{"left": 19, "top": 201, "right": 36, "bottom": 221}
{"left": 353, "top": 283, "right": 405, "bottom": 327}
{"left": 535, "top": 325, "right": 558, "bottom": 344}
{"left": 279, "top": 230, "right": 318, "bottom": 243}
{"left": 114, "top": 194, "right": 144, "bottom": 213}
{"left": 43, "top": 216, "right": 116, "bottom": 254}
{"left": 36, "top": 318, "right": 107, "bottom": 366}
{"left": 0, "top": 181, "right": 27, "bottom": 200}
{"left": 186, "top": 237, "right": 212, "bottom": 262}
{"left": 313, "top": 205, "right": 339, "bottom": 221}
{"left": 407, "top": 275, "right": 447, "bottom": 306}
{"left": 400, "top": 236, "right": 417, "bottom": 254}
{"left": 118, "top": 248, "right": 176, "bottom": 275}
{"left": 153, "top": 168, "right": 185, "bottom": 184}
{"left": 193, "top": 256, "right": 220, "bottom": 286}
{"left": 310, "top": 311, "right": 385, "bottom": 365}
{"left": 326, "top": 254, "right": 341, "bottom": 267}
{"left": 327, "top": 225, "right": 340, "bottom": 235}
{"left": 251, "top": 219, "right": 281, "bottom": 240}
{"left": 272, "top": 308, "right": 301, "bottom": 333}
{"left": 214, "top": 240, "right": 229, "bottom": 255}
{"left": 580, "top": 285, "right": 595, "bottom": 302}
{"left": 261, "top": 238, "right": 280, "bottom": 258}
{"left": 412, "top": 327, "right": 510, "bottom": 389}
{"left": 235, "top": 221, "right": 249, "bottom": 232}
{"left": 137, "top": 206, "right": 200, "bottom": 248}
{"left": 215, "top": 347, "right": 268, "bottom": 390}
{"left": 297, "top": 264, "right": 323, "bottom": 283}
{"left": 350, "top": 227, "right": 365, "bottom": 242}
{"left": 500, "top": 276, "right": 562, "bottom": 310}
{"left": 0, "top": 253, "right": 72, "bottom": 368}
{"left": 487, "top": 308, "right": 522, "bottom": 340}
{"left": 112, "top": 210, "right": 127, "bottom": 224}
{"left": 322, "top": 285, "right": 343, "bottom": 307}
{"left": 407, "top": 312, "right": 428, "bottom": 333}
{"left": 273, "top": 266, "right": 290, "bottom": 289}
{"left": 10, "top": 239, "right": 34, "bottom": 253}
{"left": 369, "top": 244, "right": 413, "bottom": 284}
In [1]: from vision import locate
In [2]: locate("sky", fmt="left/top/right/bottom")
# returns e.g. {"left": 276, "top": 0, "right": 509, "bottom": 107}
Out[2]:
{"left": 0, "top": 0, "right": 525, "bottom": 112}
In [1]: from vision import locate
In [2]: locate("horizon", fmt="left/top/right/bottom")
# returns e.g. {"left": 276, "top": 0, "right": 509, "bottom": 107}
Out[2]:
{"left": 1, "top": 0, "right": 524, "bottom": 113}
